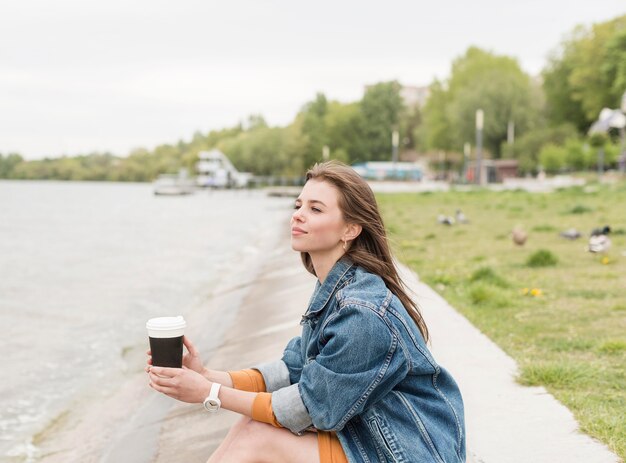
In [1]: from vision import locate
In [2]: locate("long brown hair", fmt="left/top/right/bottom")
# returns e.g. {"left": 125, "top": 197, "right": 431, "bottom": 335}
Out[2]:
{"left": 300, "top": 160, "right": 429, "bottom": 342}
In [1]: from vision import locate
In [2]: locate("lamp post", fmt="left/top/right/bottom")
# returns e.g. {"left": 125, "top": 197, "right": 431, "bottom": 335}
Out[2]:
{"left": 621, "top": 91, "right": 626, "bottom": 175}
{"left": 392, "top": 129, "right": 399, "bottom": 179}
{"left": 475, "top": 109, "right": 484, "bottom": 185}
{"left": 507, "top": 120, "right": 515, "bottom": 156}
{"left": 322, "top": 145, "right": 330, "bottom": 161}
{"left": 463, "top": 142, "right": 470, "bottom": 183}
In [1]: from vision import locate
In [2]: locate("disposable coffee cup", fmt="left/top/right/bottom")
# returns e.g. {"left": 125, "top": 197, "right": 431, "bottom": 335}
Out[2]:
{"left": 146, "top": 316, "right": 186, "bottom": 368}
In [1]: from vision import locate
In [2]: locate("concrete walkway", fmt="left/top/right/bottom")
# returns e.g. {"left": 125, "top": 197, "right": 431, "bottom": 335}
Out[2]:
{"left": 152, "top": 244, "right": 620, "bottom": 462}
{"left": 397, "top": 264, "right": 619, "bottom": 463}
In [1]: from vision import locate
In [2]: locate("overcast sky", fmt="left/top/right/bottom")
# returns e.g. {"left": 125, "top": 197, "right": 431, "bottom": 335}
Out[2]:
{"left": 1, "top": 1, "right": 625, "bottom": 160}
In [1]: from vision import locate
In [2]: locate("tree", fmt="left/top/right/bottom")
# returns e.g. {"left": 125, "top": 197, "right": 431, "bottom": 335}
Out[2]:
{"left": 543, "top": 15, "right": 626, "bottom": 131}
{"left": 324, "top": 101, "right": 365, "bottom": 164}
{"left": 300, "top": 93, "right": 329, "bottom": 170}
{"left": 514, "top": 124, "right": 578, "bottom": 174}
{"left": 542, "top": 33, "right": 589, "bottom": 132}
{"left": 421, "top": 47, "right": 541, "bottom": 158}
{"left": 359, "top": 81, "right": 404, "bottom": 162}
{"left": 418, "top": 81, "right": 454, "bottom": 152}
{"left": 0, "top": 153, "right": 24, "bottom": 178}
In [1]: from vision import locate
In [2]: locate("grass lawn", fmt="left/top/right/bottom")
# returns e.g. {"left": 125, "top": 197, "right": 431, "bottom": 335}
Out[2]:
{"left": 378, "top": 181, "right": 626, "bottom": 460}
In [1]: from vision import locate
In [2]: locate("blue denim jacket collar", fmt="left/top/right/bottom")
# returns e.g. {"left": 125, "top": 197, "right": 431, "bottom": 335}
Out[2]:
{"left": 303, "top": 256, "right": 354, "bottom": 319}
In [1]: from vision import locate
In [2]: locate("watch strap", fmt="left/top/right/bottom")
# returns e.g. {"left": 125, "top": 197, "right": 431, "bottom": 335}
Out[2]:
{"left": 203, "top": 382, "right": 222, "bottom": 412}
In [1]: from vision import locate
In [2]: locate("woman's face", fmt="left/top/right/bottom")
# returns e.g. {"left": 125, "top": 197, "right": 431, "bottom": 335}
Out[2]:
{"left": 291, "top": 179, "right": 347, "bottom": 255}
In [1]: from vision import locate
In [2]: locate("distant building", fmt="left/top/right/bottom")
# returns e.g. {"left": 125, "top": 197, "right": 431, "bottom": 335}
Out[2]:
{"left": 352, "top": 161, "right": 423, "bottom": 181}
{"left": 466, "top": 159, "right": 518, "bottom": 184}
{"left": 399, "top": 85, "right": 430, "bottom": 108}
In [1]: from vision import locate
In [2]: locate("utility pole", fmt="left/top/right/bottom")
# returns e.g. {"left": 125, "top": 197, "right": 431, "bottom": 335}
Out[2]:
{"left": 475, "top": 109, "right": 484, "bottom": 185}
{"left": 463, "top": 142, "right": 470, "bottom": 183}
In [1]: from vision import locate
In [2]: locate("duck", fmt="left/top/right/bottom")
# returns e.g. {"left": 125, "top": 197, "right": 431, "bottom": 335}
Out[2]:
{"left": 588, "top": 226, "right": 611, "bottom": 253}
{"left": 590, "top": 225, "right": 611, "bottom": 237}
{"left": 559, "top": 228, "right": 582, "bottom": 240}
{"left": 437, "top": 214, "right": 455, "bottom": 226}
{"left": 512, "top": 228, "right": 528, "bottom": 246}
{"left": 455, "top": 209, "right": 469, "bottom": 224}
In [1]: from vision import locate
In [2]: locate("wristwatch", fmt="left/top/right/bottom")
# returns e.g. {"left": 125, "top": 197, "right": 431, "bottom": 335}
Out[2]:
{"left": 203, "top": 382, "right": 222, "bottom": 412}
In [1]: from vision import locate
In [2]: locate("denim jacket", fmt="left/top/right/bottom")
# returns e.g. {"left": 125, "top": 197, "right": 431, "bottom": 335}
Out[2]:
{"left": 255, "top": 257, "right": 466, "bottom": 463}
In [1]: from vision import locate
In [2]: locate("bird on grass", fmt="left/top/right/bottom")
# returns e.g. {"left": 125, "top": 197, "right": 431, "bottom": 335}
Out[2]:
{"left": 559, "top": 228, "right": 582, "bottom": 240}
{"left": 455, "top": 209, "right": 469, "bottom": 224}
{"left": 512, "top": 228, "right": 528, "bottom": 246}
{"left": 588, "top": 225, "right": 611, "bottom": 253}
{"left": 437, "top": 214, "right": 455, "bottom": 226}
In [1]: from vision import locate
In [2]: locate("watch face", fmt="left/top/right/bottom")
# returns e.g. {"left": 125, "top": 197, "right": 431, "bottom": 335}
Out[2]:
{"left": 204, "top": 398, "right": 220, "bottom": 411}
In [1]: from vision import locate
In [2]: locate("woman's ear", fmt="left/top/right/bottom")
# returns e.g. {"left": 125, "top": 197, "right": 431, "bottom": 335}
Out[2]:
{"left": 345, "top": 223, "right": 362, "bottom": 241}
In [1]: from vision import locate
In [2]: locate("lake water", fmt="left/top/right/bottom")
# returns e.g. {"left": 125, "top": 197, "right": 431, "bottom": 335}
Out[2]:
{"left": 0, "top": 181, "right": 292, "bottom": 461}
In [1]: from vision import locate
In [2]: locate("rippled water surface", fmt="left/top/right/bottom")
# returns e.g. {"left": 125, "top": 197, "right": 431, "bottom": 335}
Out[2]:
{"left": 0, "top": 181, "right": 291, "bottom": 460}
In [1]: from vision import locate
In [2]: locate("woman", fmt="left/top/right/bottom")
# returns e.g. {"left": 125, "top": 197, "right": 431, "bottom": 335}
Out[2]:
{"left": 147, "top": 161, "right": 466, "bottom": 463}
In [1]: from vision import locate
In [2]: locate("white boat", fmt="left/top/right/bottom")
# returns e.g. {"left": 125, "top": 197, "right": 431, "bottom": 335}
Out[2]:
{"left": 195, "top": 149, "right": 252, "bottom": 188}
{"left": 153, "top": 170, "right": 195, "bottom": 196}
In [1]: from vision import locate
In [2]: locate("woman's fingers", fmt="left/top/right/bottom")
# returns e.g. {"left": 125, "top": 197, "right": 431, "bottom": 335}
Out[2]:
{"left": 149, "top": 366, "right": 178, "bottom": 377}
{"left": 149, "top": 371, "right": 176, "bottom": 386}
{"left": 149, "top": 380, "right": 175, "bottom": 396}
{"left": 183, "top": 336, "right": 198, "bottom": 356}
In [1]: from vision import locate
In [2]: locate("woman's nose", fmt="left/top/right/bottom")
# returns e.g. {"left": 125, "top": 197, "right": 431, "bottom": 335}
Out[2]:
{"left": 292, "top": 209, "right": 303, "bottom": 221}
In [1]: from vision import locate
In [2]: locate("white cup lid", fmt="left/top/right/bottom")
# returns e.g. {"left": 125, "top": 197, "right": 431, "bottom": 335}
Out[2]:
{"left": 146, "top": 316, "right": 186, "bottom": 331}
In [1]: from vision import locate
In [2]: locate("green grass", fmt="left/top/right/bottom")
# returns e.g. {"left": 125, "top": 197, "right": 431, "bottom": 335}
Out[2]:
{"left": 379, "top": 181, "right": 626, "bottom": 459}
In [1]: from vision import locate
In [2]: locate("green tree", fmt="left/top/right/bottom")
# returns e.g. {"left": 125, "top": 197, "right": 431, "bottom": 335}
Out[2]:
{"left": 325, "top": 101, "right": 365, "bottom": 164}
{"left": 419, "top": 81, "right": 454, "bottom": 152}
{"left": 359, "top": 81, "right": 404, "bottom": 162}
{"left": 421, "top": 47, "right": 540, "bottom": 158}
{"left": 0, "top": 153, "right": 24, "bottom": 178}
{"left": 543, "top": 15, "right": 626, "bottom": 130}
{"left": 514, "top": 124, "right": 578, "bottom": 174}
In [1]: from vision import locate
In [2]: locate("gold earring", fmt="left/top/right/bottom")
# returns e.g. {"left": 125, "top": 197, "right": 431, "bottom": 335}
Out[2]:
{"left": 342, "top": 240, "right": 347, "bottom": 251}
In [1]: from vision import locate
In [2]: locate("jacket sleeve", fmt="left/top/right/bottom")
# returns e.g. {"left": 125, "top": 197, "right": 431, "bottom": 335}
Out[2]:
{"left": 253, "top": 336, "right": 303, "bottom": 393}
{"left": 272, "top": 305, "right": 408, "bottom": 433}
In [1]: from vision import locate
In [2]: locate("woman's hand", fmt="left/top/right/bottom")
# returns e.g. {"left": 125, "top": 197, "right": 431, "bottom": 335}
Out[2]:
{"left": 148, "top": 366, "right": 212, "bottom": 403}
{"left": 182, "top": 336, "right": 205, "bottom": 374}
{"left": 145, "top": 336, "right": 205, "bottom": 375}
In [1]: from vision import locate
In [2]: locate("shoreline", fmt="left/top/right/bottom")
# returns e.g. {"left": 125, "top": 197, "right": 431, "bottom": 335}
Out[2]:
{"left": 153, "top": 235, "right": 314, "bottom": 461}
{"left": 34, "top": 213, "right": 292, "bottom": 463}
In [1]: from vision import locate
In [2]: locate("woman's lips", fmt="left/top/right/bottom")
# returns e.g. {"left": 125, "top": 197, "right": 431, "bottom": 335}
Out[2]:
{"left": 291, "top": 227, "right": 307, "bottom": 236}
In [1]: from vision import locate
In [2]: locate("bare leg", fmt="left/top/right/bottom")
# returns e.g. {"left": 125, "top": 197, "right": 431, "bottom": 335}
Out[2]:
{"left": 208, "top": 416, "right": 320, "bottom": 463}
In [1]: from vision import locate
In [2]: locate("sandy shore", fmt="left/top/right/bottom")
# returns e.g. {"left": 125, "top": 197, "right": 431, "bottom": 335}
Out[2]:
{"left": 152, "top": 240, "right": 314, "bottom": 462}
{"left": 34, "top": 217, "right": 293, "bottom": 463}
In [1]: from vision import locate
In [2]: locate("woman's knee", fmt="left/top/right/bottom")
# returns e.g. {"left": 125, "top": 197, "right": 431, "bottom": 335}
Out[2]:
{"left": 218, "top": 419, "right": 277, "bottom": 462}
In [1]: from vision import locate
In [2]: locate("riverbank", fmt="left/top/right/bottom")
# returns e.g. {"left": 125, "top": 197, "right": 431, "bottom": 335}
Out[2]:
{"left": 0, "top": 184, "right": 293, "bottom": 462}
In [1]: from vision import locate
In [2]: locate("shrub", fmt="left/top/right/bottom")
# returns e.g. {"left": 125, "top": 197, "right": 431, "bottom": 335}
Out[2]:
{"left": 526, "top": 249, "right": 558, "bottom": 267}
{"left": 539, "top": 143, "right": 567, "bottom": 173}
{"left": 564, "top": 138, "right": 591, "bottom": 170}
{"left": 469, "top": 267, "right": 509, "bottom": 287}
{"left": 568, "top": 204, "right": 593, "bottom": 214}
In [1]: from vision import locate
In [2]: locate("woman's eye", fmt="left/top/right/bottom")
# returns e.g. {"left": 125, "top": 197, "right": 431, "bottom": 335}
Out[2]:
{"left": 311, "top": 207, "right": 321, "bottom": 213}
{"left": 293, "top": 204, "right": 301, "bottom": 210}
